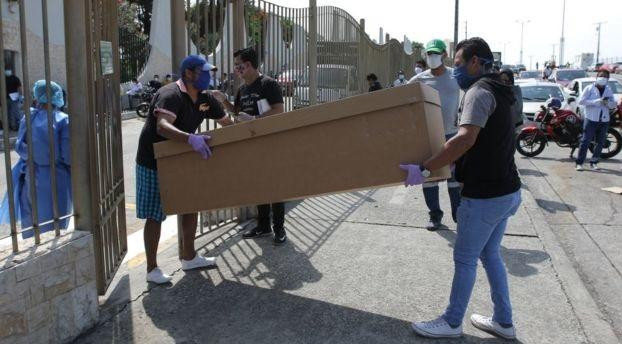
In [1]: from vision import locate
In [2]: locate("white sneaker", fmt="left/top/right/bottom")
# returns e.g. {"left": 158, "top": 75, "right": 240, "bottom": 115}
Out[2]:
{"left": 575, "top": 164, "right": 584, "bottom": 171}
{"left": 470, "top": 314, "right": 516, "bottom": 340}
{"left": 181, "top": 255, "right": 217, "bottom": 271}
{"left": 146, "top": 267, "right": 172, "bottom": 284}
{"left": 411, "top": 316, "right": 463, "bottom": 338}
{"left": 590, "top": 163, "right": 600, "bottom": 171}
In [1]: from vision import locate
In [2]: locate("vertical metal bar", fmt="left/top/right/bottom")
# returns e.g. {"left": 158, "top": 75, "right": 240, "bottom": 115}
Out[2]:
{"left": 195, "top": 0, "right": 201, "bottom": 56}
{"left": 186, "top": 0, "right": 191, "bottom": 55}
{"left": 0, "top": 2, "right": 18, "bottom": 252}
{"left": 172, "top": 1, "right": 187, "bottom": 80}
{"left": 309, "top": 0, "right": 317, "bottom": 106}
{"left": 41, "top": 0, "right": 61, "bottom": 236}
{"left": 19, "top": 0, "right": 40, "bottom": 242}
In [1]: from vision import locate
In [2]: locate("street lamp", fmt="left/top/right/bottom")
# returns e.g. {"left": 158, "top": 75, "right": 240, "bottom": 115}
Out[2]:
{"left": 516, "top": 20, "right": 531, "bottom": 65}
{"left": 559, "top": 0, "right": 566, "bottom": 65}
{"left": 595, "top": 22, "right": 606, "bottom": 64}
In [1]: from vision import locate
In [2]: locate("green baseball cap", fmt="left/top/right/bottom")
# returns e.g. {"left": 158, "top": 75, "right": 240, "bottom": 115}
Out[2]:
{"left": 425, "top": 39, "right": 447, "bottom": 54}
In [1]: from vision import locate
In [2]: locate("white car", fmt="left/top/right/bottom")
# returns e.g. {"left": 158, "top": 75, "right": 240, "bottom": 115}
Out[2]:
{"left": 293, "top": 64, "right": 358, "bottom": 108}
{"left": 566, "top": 77, "right": 622, "bottom": 116}
{"left": 519, "top": 81, "right": 571, "bottom": 121}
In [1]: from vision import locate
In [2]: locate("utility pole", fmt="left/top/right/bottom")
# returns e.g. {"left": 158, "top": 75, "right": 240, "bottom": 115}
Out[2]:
{"left": 453, "top": 0, "right": 459, "bottom": 57}
{"left": 595, "top": 22, "right": 606, "bottom": 64}
{"left": 516, "top": 20, "right": 530, "bottom": 65}
{"left": 464, "top": 21, "right": 468, "bottom": 40}
{"left": 552, "top": 44, "right": 557, "bottom": 62}
{"left": 559, "top": 0, "right": 566, "bottom": 65}
{"left": 529, "top": 55, "right": 533, "bottom": 70}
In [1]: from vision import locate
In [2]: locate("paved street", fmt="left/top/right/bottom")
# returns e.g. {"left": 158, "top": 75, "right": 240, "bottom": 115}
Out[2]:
{"left": 74, "top": 136, "right": 622, "bottom": 343}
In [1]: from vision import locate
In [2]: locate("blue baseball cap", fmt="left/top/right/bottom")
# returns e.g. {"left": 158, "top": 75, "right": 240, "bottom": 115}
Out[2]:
{"left": 179, "top": 55, "right": 216, "bottom": 75}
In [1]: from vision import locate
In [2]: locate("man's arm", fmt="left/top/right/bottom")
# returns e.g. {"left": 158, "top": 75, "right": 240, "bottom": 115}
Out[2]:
{"left": 217, "top": 116, "right": 234, "bottom": 126}
{"left": 261, "top": 102, "right": 284, "bottom": 117}
{"left": 423, "top": 124, "right": 481, "bottom": 170}
{"left": 578, "top": 87, "right": 602, "bottom": 107}
{"left": 210, "top": 90, "right": 236, "bottom": 112}
{"left": 156, "top": 113, "right": 192, "bottom": 142}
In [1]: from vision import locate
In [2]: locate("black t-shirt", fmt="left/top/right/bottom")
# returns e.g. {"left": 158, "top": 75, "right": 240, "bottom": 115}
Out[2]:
{"left": 6, "top": 75, "right": 21, "bottom": 96}
{"left": 369, "top": 81, "right": 382, "bottom": 92}
{"left": 149, "top": 80, "right": 162, "bottom": 90}
{"left": 234, "top": 75, "right": 283, "bottom": 117}
{"left": 136, "top": 81, "right": 226, "bottom": 170}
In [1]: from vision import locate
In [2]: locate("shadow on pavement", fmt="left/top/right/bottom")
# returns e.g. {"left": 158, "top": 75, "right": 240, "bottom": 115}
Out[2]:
{"left": 435, "top": 229, "right": 549, "bottom": 278}
{"left": 518, "top": 168, "right": 547, "bottom": 177}
{"left": 535, "top": 199, "right": 577, "bottom": 213}
{"left": 141, "top": 273, "right": 520, "bottom": 344}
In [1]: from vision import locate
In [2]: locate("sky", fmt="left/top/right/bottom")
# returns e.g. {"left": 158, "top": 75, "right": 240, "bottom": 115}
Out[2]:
{"left": 270, "top": 0, "right": 622, "bottom": 69}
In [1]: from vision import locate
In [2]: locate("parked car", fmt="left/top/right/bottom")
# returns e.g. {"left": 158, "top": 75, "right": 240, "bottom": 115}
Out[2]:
{"left": 566, "top": 77, "right": 622, "bottom": 116}
{"left": 501, "top": 64, "right": 515, "bottom": 73}
{"left": 516, "top": 64, "right": 527, "bottom": 72}
{"left": 587, "top": 62, "right": 604, "bottom": 72}
{"left": 277, "top": 69, "right": 302, "bottom": 96}
{"left": 519, "top": 70, "right": 540, "bottom": 80}
{"left": 293, "top": 64, "right": 358, "bottom": 108}
{"left": 600, "top": 62, "right": 622, "bottom": 74}
{"left": 519, "top": 81, "right": 571, "bottom": 121}
{"left": 548, "top": 69, "right": 588, "bottom": 87}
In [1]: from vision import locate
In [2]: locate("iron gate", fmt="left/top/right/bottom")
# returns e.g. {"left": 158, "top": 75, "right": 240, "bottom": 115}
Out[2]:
{"left": 65, "top": 0, "right": 127, "bottom": 295}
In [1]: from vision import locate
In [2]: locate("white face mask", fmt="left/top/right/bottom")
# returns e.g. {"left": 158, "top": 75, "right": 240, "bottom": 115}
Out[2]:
{"left": 415, "top": 67, "right": 423, "bottom": 74}
{"left": 426, "top": 54, "right": 443, "bottom": 69}
{"left": 4, "top": 70, "right": 12, "bottom": 76}
{"left": 398, "top": 74, "right": 405, "bottom": 80}
{"left": 596, "top": 77, "right": 608, "bottom": 86}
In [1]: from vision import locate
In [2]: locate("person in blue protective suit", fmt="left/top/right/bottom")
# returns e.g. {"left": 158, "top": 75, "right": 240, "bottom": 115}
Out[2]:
{"left": 0, "top": 79, "right": 72, "bottom": 238}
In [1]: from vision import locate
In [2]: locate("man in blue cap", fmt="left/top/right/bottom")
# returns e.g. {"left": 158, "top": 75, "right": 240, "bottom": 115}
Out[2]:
{"left": 135, "top": 55, "right": 233, "bottom": 284}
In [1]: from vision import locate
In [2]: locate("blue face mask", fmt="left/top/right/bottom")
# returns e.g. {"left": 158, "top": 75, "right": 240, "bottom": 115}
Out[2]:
{"left": 193, "top": 70, "right": 211, "bottom": 91}
{"left": 452, "top": 58, "right": 492, "bottom": 90}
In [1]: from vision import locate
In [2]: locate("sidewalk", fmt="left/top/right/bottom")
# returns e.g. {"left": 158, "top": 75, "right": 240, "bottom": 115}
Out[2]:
{"left": 75, "top": 184, "right": 602, "bottom": 344}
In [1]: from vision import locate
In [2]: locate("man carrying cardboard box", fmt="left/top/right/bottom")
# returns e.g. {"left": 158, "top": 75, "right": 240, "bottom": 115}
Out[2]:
{"left": 212, "top": 48, "right": 287, "bottom": 245}
{"left": 135, "top": 55, "right": 234, "bottom": 284}
{"left": 401, "top": 37, "right": 521, "bottom": 340}
{"left": 408, "top": 39, "right": 462, "bottom": 231}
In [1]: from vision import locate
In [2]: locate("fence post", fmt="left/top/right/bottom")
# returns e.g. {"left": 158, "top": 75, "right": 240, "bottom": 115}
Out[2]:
{"left": 232, "top": 0, "right": 245, "bottom": 91}
{"left": 64, "top": 0, "right": 96, "bottom": 233}
{"left": 358, "top": 19, "right": 366, "bottom": 94}
{"left": 308, "top": 0, "right": 318, "bottom": 106}
{"left": 171, "top": 0, "right": 186, "bottom": 76}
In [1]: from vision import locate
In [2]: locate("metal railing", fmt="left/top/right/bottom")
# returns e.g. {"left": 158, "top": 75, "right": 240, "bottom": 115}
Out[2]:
{"left": 0, "top": 0, "right": 75, "bottom": 252}
{"left": 119, "top": 27, "right": 152, "bottom": 83}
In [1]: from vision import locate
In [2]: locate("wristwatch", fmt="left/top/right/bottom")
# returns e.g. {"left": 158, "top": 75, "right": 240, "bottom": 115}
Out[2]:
{"left": 419, "top": 165, "right": 431, "bottom": 178}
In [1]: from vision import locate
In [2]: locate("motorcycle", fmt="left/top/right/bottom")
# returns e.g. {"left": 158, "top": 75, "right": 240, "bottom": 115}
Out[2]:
{"left": 516, "top": 102, "right": 622, "bottom": 159}
{"left": 135, "top": 86, "right": 157, "bottom": 118}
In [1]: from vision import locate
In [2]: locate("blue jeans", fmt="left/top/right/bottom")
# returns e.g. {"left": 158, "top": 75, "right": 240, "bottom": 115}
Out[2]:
{"left": 576, "top": 119, "right": 608, "bottom": 165}
{"left": 442, "top": 191, "right": 522, "bottom": 327}
{"left": 423, "top": 134, "right": 461, "bottom": 222}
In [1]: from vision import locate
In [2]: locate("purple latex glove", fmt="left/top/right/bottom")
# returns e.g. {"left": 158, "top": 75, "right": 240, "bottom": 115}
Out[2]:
{"left": 399, "top": 164, "right": 425, "bottom": 186}
{"left": 188, "top": 134, "right": 212, "bottom": 159}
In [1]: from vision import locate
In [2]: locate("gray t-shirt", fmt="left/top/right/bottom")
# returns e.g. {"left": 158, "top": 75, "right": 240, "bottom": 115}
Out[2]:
{"left": 458, "top": 84, "right": 497, "bottom": 128}
{"left": 408, "top": 67, "right": 460, "bottom": 135}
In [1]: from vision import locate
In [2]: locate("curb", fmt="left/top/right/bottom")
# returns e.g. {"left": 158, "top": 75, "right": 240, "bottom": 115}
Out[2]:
{"left": 520, "top": 182, "right": 619, "bottom": 343}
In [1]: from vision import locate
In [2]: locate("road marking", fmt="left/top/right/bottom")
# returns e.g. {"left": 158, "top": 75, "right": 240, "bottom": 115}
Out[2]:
{"left": 389, "top": 187, "right": 408, "bottom": 205}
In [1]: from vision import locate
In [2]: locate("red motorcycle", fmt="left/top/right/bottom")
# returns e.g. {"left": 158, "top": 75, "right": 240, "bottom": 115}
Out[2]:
{"left": 516, "top": 102, "right": 622, "bottom": 159}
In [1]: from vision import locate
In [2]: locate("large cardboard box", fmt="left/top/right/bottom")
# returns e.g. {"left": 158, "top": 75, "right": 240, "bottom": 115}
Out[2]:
{"left": 154, "top": 82, "right": 450, "bottom": 214}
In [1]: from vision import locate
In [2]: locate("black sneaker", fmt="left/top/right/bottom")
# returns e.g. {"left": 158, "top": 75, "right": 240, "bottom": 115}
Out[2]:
{"left": 426, "top": 218, "right": 443, "bottom": 231}
{"left": 273, "top": 227, "right": 287, "bottom": 245}
{"left": 242, "top": 226, "right": 272, "bottom": 239}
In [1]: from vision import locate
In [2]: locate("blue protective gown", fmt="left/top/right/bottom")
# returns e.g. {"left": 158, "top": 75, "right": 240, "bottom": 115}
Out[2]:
{"left": 0, "top": 107, "right": 72, "bottom": 238}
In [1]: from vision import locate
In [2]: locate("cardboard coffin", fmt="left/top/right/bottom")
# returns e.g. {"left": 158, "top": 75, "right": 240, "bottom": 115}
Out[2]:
{"left": 154, "top": 82, "right": 451, "bottom": 214}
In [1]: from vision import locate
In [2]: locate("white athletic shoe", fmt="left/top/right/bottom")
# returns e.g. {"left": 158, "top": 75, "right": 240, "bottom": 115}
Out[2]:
{"left": 181, "top": 255, "right": 217, "bottom": 271}
{"left": 146, "top": 267, "right": 172, "bottom": 284}
{"left": 575, "top": 164, "right": 584, "bottom": 171}
{"left": 470, "top": 314, "right": 516, "bottom": 340}
{"left": 411, "top": 316, "right": 463, "bottom": 338}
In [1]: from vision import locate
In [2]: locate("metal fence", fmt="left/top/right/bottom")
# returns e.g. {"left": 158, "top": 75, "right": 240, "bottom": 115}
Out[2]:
{"left": 0, "top": 0, "right": 74, "bottom": 251}
{"left": 119, "top": 27, "right": 152, "bottom": 83}
{"left": 176, "top": 0, "right": 422, "bottom": 237}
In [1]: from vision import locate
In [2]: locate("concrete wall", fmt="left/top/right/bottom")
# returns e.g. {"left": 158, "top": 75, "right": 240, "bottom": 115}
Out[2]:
{"left": 1, "top": 0, "right": 67, "bottom": 88}
{"left": 0, "top": 231, "right": 98, "bottom": 344}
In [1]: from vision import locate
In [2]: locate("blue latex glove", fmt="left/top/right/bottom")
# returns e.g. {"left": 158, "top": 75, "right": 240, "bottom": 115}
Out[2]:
{"left": 399, "top": 164, "right": 425, "bottom": 186}
{"left": 188, "top": 134, "right": 212, "bottom": 159}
